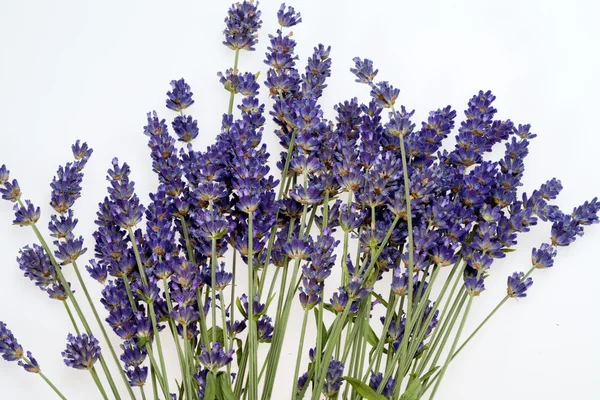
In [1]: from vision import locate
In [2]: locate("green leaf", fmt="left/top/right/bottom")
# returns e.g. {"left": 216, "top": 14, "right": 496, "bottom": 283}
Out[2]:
{"left": 216, "top": 371, "right": 235, "bottom": 400}
{"left": 399, "top": 374, "right": 423, "bottom": 400}
{"left": 236, "top": 297, "right": 247, "bottom": 319}
{"left": 343, "top": 376, "right": 388, "bottom": 400}
{"left": 501, "top": 248, "right": 516, "bottom": 253}
{"left": 419, "top": 366, "right": 440, "bottom": 383}
{"left": 323, "top": 303, "right": 336, "bottom": 314}
{"left": 255, "top": 293, "right": 277, "bottom": 320}
{"left": 371, "top": 292, "right": 389, "bottom": 308}
{"left": 366, "top": 326, "right": 379, "bottom": 347}
{"left": 175, "top": 379, "right": 184, "bottom": 400}
{"left": 413, "top": 344, "right": 428, "bottom": 360}
{"left": 207, "top": 327, "right": 225, "bottom": 346}
{"left": 235, "top": 338, "right": 244, "bottom": 365}
{"left": 205, "top": 370, "right": 217, "bottom": 400}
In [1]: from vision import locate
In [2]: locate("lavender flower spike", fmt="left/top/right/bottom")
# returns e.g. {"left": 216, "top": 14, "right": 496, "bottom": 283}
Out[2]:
{"left": 62, "top": 333, "right": 101, "bottom": 370}
{"left": 198, "top": 342, "right": 235, "bottom": 371}
{"left": 223, "top": 0, "right": 263, "bottom": 51}
{"left": 166, "top": 78, "right": 194, "bottom": 112}
{"left": 0, "top": 322, "right": 41, "bottom": 373}
{"left": 277, "top": 3, "right": 302, "bottom": 27}
{"left": 507, "top": 272, "right": 533, "bottom": 299}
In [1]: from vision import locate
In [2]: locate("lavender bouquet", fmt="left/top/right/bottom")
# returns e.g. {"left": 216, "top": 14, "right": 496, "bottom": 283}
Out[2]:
{"left": 1, "top": 2, "right": 598, "bottom": 400}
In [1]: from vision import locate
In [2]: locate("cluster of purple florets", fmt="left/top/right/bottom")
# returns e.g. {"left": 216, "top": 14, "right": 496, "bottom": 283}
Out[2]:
{"left": 0, "top": 1, "right": 598, "bottom": 399}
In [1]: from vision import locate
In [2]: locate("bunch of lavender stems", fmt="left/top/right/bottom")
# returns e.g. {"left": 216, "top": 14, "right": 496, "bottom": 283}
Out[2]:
{"left": 1, "top": 2, "right": 599, "bottom": 400}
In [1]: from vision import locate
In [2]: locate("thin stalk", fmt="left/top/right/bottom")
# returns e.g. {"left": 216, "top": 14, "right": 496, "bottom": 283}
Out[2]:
{"left": 162, "top": 278, "right": 187, "bottom": 385}
{"left": 291, "top": 309, "right": 309, "bottom": 397}
{"left": 126, "top": 230, "right": 170, "bottom": 395}
{"left": 247, "top": 213, "right": 258, "bottom": 400}
{"left": 122, "top": 275, "right": 169, "bottom": 398}
{"left": 28, "top": 223, "right": 128, "bottom": 399}
{"left": 426, "top": 291, "right": 468, "bottom": 377}
{"left": 150, "top": 365, "right": 158, "bottom": 400}
{"left": 90, "top": 367, "right": 110, "bottom": 400}
{"left": 22, "top": 356, "right": 67, "bottom": 400}
{"left": 451, "top": 265, "right": 536, "bottom": 362}
{"left": 363, "top": 294, "right": 398, "bottom": 381}
{"left": 229, "top": 250, "right": 237, "bottom": 351}
{"left": 179, "top": 217, "right": 196, "bottom": 265}
{"left": 63, "top": 302, "right": 80, "bottom": 335}
{"left": 315, "top": 300, "right": 324, "bottom": 381}
{"left": 404, "top": 264, "right": 457, "bottom": 373}
{"left": 140, "top": 387, "right": 148, "bottom": 400}
{"left": 182, "top": 325, "right": 194, "bottom": 400}
{"left": 227, "top": 49, "right": 240, "bottom": 114}
{"left": 311, "top": 303, "right": 353, "bottom": 400}
{"left": 415, "top": 261, "right": 465, "bottom": 376}
{"left": 428, "top": 295, "right": 474, "bottom": 399}
{"left": 211, "top": 237, "right": 218, "bottom": 344}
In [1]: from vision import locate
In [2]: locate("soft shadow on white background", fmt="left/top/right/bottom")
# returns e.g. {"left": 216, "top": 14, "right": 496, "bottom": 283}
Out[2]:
{"left": 0, "top": 0, "right": 599, "bottom": 399}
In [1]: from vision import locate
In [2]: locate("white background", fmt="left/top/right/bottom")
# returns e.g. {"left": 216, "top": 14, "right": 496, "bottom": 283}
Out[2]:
{"left": 1, "top": 0, "right": 599, "bottom": 399}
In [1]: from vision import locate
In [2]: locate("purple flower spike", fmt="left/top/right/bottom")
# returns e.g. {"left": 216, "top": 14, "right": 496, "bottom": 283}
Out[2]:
{"left": 12, "top": 200, "right": 40, "bottom": 226}
{"left": 19, "top": 351, "right": 41, "bottom": 373}
{"left": 370, "top": 81, "right": 400, "bottom": 109}
{"left": 223, "top": 1, "right": 263, "bottom": 51}
{"left": 531, "top": 243, "right": 557, "bottom": 269}
{"left": 464, "top": 276, "right": 485, "bottom": 296}
{"left": 71, "top": 140, "right": 93, "bottom": 171}
{"left": 369, "top": 372, "right": 395, "bottom": 399}
{"left": 277, "top": 3, "right": 302, "bottom": 27}
{"left": 62, "top": 333, "right": 101, "bottom": 370}
{"left": 0, "top": 321, "right": 24, "bottom": 362}
{"left": 172, "top": 115, "right": 199, "bottom": 142}
{"left": 198, "top": 342, "right": 234, "bottom": 371}
{"left": 322, "top": 358, "right": 344, "bottom": 398}
{"left": 0, "top": 165, "right": 9, "bottom": 185}
{"left": 0, "top": 179, "right": 21, "bottom": 202}
{"left": 350, "top": 57, "right": 378, "bottom": 84}
{"left": 166, "top": 78, "right": 194, "bottom": 112}
{"left": 507, "top": 272, "right": 533, "bottom": 299}
{"left": 571, "top": 197, "right": 600, "bottom": 226}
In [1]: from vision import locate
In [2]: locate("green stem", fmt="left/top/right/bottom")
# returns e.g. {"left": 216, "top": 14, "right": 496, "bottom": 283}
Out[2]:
{"left": 416, "top": 261, "right": 465, "bottom": 376}
{"left": 150, "top": 364, "right": 158, "bottom": 400}
{"left": 227, "top": 49, "right": 240, "bottom": 114}
{"left": 363, "top": 294, "right": 398, "bottom": 381}
{"left": 63, "top": 301, "right": 80, "bottom": 335}
{"left": 211, "top": 237, "right": 218, "bottom": 345}
{"left": 125, "top": 230, "right": 170, "bottom": 396}
{"left": 428, "top": 295, "right": 474, "bottom": 399}
{"left": 90, "top": 367, "right": 110, "bottom": 400}
{"left": 311, "top": 304, "right": 353, "bottom": 400}
{"left": 182, "top": 325, "right": 194, "bottom": 400}
{"left": 22, "top": 356, "right": 68, "bottom": 400}
{"left": 25, "top": 220, "right": 131, "bottom": 400}
{"left": 451, "top": 266, "right": 536, "bottom": 363}
{"left": 247, "top": 213, "right": 258, "bottom": 400}
{"left": 426, "top": 291, "right": 468, "bottom": 377}
{"left": 140, "top": 387, "right": 148, "bottom": 400}
{"left": 291, "top": 309, "right": 309, "bottom": 395}
{"left": 229, "top": 250, "right": 237, "bottom": 351}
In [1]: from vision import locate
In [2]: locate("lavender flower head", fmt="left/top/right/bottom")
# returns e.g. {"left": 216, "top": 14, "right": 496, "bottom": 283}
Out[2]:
{"left": 277, "top": 3, "right": 302, "bottom": 27}
{"left": 62, "top": 333, "right": 101, "bottom": 370}
{"left": 0, "top": 322, "right": 41, "bottom": 374}
{"left": 0, "top": 321, "right": 23, "bottom": 362}
{"left": 507, "top": 272, "right": 533, "bottom": 298}
{"left": 223, "top": 0, "right": 263, "bottom": 51}
{"left": 166, "top": 78, "right": 194, "bottom": 112}
{"left": 198, "top": 342, "right": 234, "bottom": 371}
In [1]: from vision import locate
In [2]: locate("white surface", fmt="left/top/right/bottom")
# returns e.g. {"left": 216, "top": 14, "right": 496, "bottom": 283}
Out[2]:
{"left": 1, "top": 0, "right": 599, "bottom": 398}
